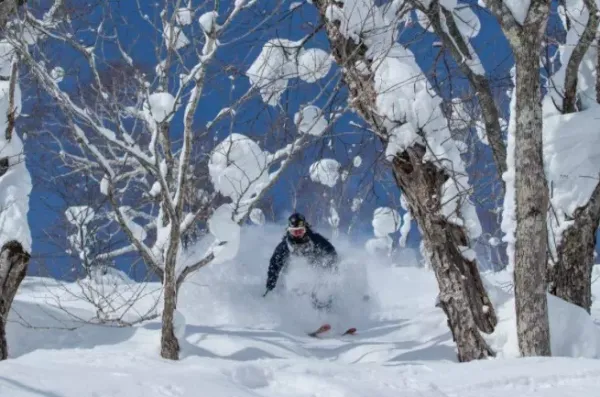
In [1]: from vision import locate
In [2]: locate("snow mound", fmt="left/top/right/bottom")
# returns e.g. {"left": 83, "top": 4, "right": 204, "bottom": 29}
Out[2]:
{"left": 548, "top": 294, "right": 600, "bottom": 357}
{"left": 488, "top": 290, "right": 600, "bottom": 359}
{"left": 230, "top": 364, "right": 272, "bottom": 389}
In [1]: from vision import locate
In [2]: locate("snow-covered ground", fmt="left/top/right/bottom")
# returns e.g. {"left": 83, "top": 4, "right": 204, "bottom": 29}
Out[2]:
{"left": 2, "top": 224, "right": 600, "bottom": 396}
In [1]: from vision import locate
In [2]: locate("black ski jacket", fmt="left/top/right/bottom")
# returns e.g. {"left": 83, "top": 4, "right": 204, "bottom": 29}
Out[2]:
{"left": 265, "top": 228, "right": 338, "bottom": 292}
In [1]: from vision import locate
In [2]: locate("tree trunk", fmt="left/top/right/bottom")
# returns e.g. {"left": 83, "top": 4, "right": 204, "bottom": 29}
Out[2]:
{"left": 391, "top": 147, "right": 497, "bottom": 362}
{"left": 549, "top": 182, "right": 600, "bottom": 312}
{"left": 0, "top": 240, "right": 30, "bottom": 360}
{"left": 160, "top": 252, "right": 179, "bottom": 360}
{"left": 310, "top": 0, "right": 497, "bottom": 362}
{"left": 511, "top": 19, "right": 552, "bottom": 358}
{"left": 487, "top": 0, "right": 552, "bottom": 357}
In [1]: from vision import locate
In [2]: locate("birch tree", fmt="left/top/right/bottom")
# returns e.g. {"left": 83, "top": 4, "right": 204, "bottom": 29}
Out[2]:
{"left": 485, "top": 0, "right": 552, "bottom": 356}
{"left": 12, "top": 0, "right": 339, "bottom": 360}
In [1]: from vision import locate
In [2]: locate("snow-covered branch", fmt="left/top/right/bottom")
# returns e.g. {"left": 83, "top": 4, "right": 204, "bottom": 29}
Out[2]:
{"left": 412, "top": 0, "right": 507, "bottom": 189}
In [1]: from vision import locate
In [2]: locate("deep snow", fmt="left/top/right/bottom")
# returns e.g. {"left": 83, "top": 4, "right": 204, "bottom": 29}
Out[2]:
{"left": 2, "top": 223, "right": 600, "bottom": 396}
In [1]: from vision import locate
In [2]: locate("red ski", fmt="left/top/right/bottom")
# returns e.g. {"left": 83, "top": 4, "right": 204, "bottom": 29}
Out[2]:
{"left": 342, "top": 327, "right": 357, "bottom": 335}
{"left": 308, "top": 323, "right": 331, "bottom": 337}
{"left": 307, "top": 324, "right": 357, "bottom": 337}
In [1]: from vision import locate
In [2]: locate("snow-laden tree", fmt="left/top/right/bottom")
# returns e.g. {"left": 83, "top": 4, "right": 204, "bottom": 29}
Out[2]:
{"left": 543, "top": 0, "right": 600, "bottom": 314}
{"left": 0, "top": 0, "right": 31, "bottom": 360}
{"left": 11, "top": 0, "right": 339, "bottom": 360}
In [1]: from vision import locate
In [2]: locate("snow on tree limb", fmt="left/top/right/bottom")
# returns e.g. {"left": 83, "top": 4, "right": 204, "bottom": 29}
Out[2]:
{"left": 546, "top": 0, "right": 600, "bottom": 114}
{"left": 410, "top": 0, "right": 507, "bottom": 187}
{"left": 246, "top": 38, "right": 333, "bottom": 106}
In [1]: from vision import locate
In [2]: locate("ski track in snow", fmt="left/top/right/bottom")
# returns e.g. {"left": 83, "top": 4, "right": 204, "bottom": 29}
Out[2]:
{"left": 2, "top": 226, "right": 600, "bottom": 396}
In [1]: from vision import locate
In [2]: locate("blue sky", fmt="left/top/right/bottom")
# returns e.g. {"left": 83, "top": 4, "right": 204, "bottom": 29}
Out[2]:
{"left": 22, "top": 0, "right": 541, "bottom": 279}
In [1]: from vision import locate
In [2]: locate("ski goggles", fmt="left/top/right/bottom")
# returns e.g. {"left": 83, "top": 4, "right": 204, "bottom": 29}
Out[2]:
{"left": 288, "top": 226, "right": 306, "bottom": 238}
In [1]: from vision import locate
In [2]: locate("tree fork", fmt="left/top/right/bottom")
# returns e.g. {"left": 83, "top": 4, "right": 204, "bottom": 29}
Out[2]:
{"left": 549, "top": 182, "right": 600, "bottom": 313}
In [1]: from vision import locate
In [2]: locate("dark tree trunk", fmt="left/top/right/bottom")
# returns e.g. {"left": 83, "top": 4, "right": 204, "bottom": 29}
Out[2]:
{"left": 391, "top": 147, "right": 497, "bottom": 362}
{"left": 0, "top": 240, "right": 30, "bottom": 360}
{"left": 160, "top": 236, "right": 180, "bottom": 360}
{"left": 311, "top": 0, "right": 497, "bottom": 362}
{"left": 549, "top": 182, "right": 600, "bottom": 313}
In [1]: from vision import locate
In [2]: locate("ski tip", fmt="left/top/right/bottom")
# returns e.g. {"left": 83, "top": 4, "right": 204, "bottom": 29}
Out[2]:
{"left": 343, "top": 327, "right": 357, "bottom": 335}
{"left": 313, "top": 323, "right": 331, "bottom": 333}
{"left": 308, "top": 323, "right": 332, "bottom": 337}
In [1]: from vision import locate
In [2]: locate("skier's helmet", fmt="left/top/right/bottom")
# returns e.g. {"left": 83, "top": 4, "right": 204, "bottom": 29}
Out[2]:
{"left": 287, "top": 212, "right": 307, "bottom": 238}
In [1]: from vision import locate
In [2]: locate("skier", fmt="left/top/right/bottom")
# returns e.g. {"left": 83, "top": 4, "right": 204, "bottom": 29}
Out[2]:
{"left": 262, "top": 212, "right": 338, "bottom": 309}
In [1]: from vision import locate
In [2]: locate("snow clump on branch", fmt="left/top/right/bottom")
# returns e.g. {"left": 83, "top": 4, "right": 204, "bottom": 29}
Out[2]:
{"left": 246, "top": 39, "right": 333, "bottom": 106}
{"left": 143, "top": 92, "right": 177, "bottom": 123}
{"left": 309, "top": 159, "right": 341, "bottom": 187}
{"left": 208, "top": 133, "right": 270, "bottom": 205}
{"left": 294, "top": 105, "right": 328, "bottom": 136}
